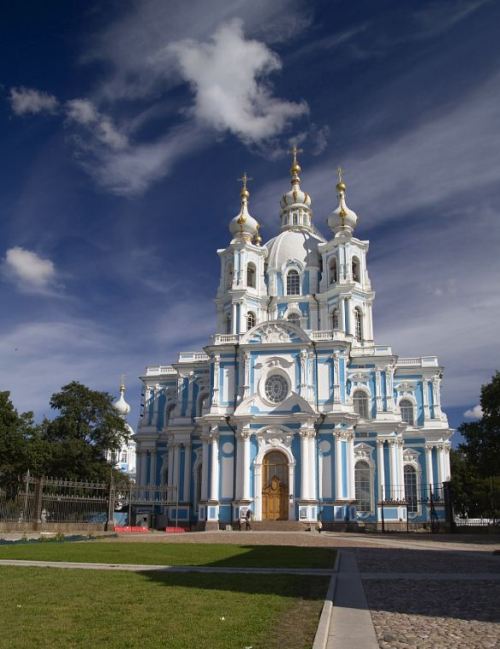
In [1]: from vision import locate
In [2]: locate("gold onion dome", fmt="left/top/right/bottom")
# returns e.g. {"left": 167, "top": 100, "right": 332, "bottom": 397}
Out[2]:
{"left": 280, "top": 145, "right": 312, "bottom": 210}
{"left": 229, "top": 172, "right": 259, "bottom": 241}
{"left": 328, "top": 167, "right": 358, "bottom": 234}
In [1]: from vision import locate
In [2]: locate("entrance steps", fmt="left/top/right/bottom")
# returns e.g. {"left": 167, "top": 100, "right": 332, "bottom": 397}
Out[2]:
{"left": 250, "top": 520, "right": 308, "bottom": 532}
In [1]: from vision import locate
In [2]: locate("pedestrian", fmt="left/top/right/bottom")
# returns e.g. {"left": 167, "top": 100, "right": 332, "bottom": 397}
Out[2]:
{"left": 239, "top": 510, "right": 246, "bottom": 531}
{"left": 245, "top": 508, "right": 252, "bottom": 531}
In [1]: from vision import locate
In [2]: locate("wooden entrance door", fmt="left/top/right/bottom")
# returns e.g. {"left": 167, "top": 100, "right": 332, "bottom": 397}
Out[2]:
{"left": 262, "top": 451, "right": 288, "bottom": 520}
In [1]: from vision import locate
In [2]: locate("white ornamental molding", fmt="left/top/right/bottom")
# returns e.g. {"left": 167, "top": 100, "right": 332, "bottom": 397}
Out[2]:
{"left": 403, "top": 448, "right": 419, "bottom": 463}
{"left": 254, "top": 356, "right": 294, "bottom": 370}
{"left": 395, "top": 381, "right": 415, "bottom": 395}
{"left": 258, "top": 428, "right": 293, "bottom": 449}
{"left": 349, "top": 371, "right": 371, "bottom": 384}
{"left": 354, "top": 442, "right": 373, "bottom": 462}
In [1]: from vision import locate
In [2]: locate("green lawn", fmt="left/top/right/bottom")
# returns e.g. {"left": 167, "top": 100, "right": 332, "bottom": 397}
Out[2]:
{"left": 0, "top": 567, "right": 328, "bottom": 649}
{"left": 0, "top": 541, "right": 336, "bottom": 568}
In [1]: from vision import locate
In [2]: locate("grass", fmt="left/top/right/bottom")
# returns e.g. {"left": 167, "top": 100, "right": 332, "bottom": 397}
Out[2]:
{"left": 0, "top": 541, "right": 336, "bottom": 569}
{"left": 0, "top": 566, "right": 328, "bottom": 649}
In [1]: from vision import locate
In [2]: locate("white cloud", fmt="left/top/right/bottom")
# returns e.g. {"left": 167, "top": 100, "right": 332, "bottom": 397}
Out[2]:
{"left": 9, "top": 86, "right": 59, "bottom": 115}
{"left": 2, "top": 247, "right": 59, "bottom": 295}
{"left": 169, "top": 20, "right": 308, "bottom": 143}
{"left": 66, "top": 98, "right": 127, "bottom": 150}
{"left": 464, "top": 404, "right": 483, "bottom": 419}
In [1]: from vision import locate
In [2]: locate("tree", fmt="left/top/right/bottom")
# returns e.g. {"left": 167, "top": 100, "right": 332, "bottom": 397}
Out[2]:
{"left": 0, "top": 392, "right": 35, "bottom": 494}
{"left": 36, "top": 382, "right": 129, "bottom": 482}
{"left": 458, "top": 371, "right": 500, "bottom": 477}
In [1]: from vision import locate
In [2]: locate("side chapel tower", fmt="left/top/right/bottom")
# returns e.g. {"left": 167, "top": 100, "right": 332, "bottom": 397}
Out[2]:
{"left": 135, "top": 150, "right": 452, "bottom": 530}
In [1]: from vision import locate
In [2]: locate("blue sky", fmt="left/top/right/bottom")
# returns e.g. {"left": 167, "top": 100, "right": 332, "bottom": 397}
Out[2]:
{"left": 1, "top": 0, "right": 499, "bottom": 438}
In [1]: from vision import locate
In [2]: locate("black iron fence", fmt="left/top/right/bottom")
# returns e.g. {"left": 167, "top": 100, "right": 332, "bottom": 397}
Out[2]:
{"left": 377, "top": 482, "right": 446, "bottom": 533}
{"left": 0, "top": 473, "right": 178, "bottom": 529}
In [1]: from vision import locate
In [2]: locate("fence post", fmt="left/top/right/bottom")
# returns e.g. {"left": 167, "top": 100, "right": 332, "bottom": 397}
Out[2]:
{"left": 33, "top": 477, "right": 44, "bottom": 529}
{"left": 443, "top": 480, "right": 456, "bottom": 533}
{"left": 106, "top": 478, "right": 115, "bottom": 532}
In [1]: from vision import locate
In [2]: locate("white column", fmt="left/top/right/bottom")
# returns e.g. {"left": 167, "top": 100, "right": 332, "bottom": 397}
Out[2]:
{"left": 231, "top": 303, "right": 238, "bottom": 335}
{"left": 377, "top": 440, "right": 386, "bottom": 501}
{"left": 432, "top": 377, "right": 443, "bottom": 418}
{"left": 436, "top": 444, "right": 445, "bottom": 485}
{"left": 209, "top": 435, "right": 219, "bottom": 501}
{"left": 333, "top": 353, "right": 341, "bottom": 404}
{"left": 340, "top": 297, "right": 346, "bottom": 333}
{"left": 150, "top": 450, "right": 157, "bottom": 487}
{"left": 300, "top": 431, "right": 310, "bottom": 500}
{"left": 396, "top": 439, "right": 404, "bottom": 500}
{"left": 242, "top": 352, "right": 250, "bottom": 400}
{"left": 422, "top": 381, "right": 430, "bottom": 420}
{"left": 242, "top": 434, "right": 250, "bottom": 501}
{"left": 309, "top": 434, "right": 317, "bottom": 501}
{"left": 335, "top": 432, "right": 343, "bottom": 500}
{"left": 299, "top": 351, "right": 307, "bottom": 399}
{"left": 389, "top": 440, "right": 398, "bottom": 499}
{"left": 385, "top": 366, "right": 395, "bottom": 410}
{"left": 234, "top": 433, "right": 244, "bottom": 500}
{"left": 212, "top": 356, "right": 220, "bottom": 407}
{"left": 201, "top": 437, "right": 209, "bottom": 501}
{"left": 345, "top": 297, "right": 351, "bottom": 335}
{"left": 347, "top": 432, "right": 355, "bottom": 500}
{"left": 375, "top": 370, "right": 383, "bottom": 413}
{"left": 183, "top": 443, "right": 191, "bottom": 502}
{"left": 425, "top": 444, "right": 434, "bottom": 491}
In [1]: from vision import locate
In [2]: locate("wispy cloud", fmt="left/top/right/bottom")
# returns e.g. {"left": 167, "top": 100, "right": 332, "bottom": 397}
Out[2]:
{"left": 1, "top": 247, "right": 61, "bottom": 296}
{"left": 66, "top": 98, "right": 127, "bottom": 150}
{"left": 9, "top": 87, "right": 59, "bottom": 115}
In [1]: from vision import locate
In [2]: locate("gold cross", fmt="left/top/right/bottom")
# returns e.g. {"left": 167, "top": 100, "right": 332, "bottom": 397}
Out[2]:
{"left": 337, "top": 166, "right": 344, "bottom": 184}
{"left": 237, "top": 172, "right": 252, "bottom": 191}
{"left": 290, "top": 144, "right": 303, "bottom": 165}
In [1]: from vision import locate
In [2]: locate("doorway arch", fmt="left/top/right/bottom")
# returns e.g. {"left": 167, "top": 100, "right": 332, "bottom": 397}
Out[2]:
{"left": 262, "top": 451, "right": 289, "bottom": 520}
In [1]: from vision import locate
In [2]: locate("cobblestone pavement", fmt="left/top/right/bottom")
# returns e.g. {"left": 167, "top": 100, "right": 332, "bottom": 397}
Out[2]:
{"left": 364, "top": 579, "right": 500, "bottom": 649}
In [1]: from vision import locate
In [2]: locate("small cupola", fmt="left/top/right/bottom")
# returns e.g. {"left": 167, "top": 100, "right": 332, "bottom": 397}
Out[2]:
{"left": 280, "top": 146, "right": 312, "bottom": 230}
{"left": 328, "top": 167, "right": 358, "bottom": 234}
{"left": 229, "top": 172, "right": 259, "bottom": 243}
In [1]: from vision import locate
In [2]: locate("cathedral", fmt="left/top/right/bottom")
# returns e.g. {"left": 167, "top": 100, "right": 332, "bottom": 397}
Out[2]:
{"left": 134, "top": 150, "right": 452, "bottom": 530}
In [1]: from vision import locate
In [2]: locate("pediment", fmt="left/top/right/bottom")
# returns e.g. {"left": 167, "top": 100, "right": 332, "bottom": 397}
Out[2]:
{"left": 242, "top": 320, "right": 310, "bottom": 345}
{"left": 234, "top": 391, "right": 316, "bottom": 416}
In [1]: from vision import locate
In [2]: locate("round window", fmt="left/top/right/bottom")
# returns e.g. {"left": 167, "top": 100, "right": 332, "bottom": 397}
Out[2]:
{"left": 265, "top": 375, "right": 288, "bottom": 403}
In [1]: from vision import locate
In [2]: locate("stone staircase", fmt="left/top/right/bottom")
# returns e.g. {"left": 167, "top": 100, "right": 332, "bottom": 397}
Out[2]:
{"left": 249, "top": 520, "right": 309, "bottom": 532}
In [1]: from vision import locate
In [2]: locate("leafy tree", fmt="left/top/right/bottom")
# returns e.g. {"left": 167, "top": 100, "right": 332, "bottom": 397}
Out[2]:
{"left": 458, "top": 371, "right": 500, "bottom": 477}
{"left": 0, "top": 392, "right": 35, "bottom": 494}
{"left": 36, "top": 382, "right": 129, "bottom": 482}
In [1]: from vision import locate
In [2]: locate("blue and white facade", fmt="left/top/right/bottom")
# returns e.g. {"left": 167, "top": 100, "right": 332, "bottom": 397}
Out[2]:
{"left": 135, "top": 154, "right": 452, "bottom": 529}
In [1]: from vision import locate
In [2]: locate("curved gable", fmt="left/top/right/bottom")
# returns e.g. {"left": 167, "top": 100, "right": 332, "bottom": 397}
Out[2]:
{"left": 242, "top": 320, "right": 310, "bottom": 345}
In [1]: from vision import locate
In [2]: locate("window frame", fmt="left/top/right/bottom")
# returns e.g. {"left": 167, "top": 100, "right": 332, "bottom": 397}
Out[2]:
{"left": 246, "top": 262, "right": 256, "bottom": 288}
{"left": 353, "top": 389, "right": 370, "bottom": 420}
{"left": 286, "top": 269, "right": 301, "bottom": 296}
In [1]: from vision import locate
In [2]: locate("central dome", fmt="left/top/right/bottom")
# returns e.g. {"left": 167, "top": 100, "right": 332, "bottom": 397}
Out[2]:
{"left": 266, "top": 228, "right": 325, "bottom": 270}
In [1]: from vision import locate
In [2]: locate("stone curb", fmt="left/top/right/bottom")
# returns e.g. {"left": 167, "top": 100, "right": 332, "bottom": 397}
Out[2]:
{"left": 0, "top": 559, "right": 332, "bottom": 575}
{"left": 312, "top": 552, "right": 340, "bottom": 649}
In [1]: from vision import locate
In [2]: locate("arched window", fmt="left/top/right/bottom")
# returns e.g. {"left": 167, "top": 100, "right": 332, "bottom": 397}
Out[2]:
{"left": 355, "top": 461, "right": 371, "bottom": 512}
{"left": 225, "top": 314, "right": 232, "bottom": 334}
{"left": 286, "top": 269, "right": 300, "bottom": 295}
{"left": 247, "top": 311, "right": 256, "bottom": 330}
{"left": 226, "top": 263, "right": 233, "bottom": 289}
{"left": 352, "top": 257, "right": 360, "bottom": 283}
{"left": 120, "top": 451, "right": 128, "bottom": 463}
{"left": 292, "top": 212, "right": 298, "bottom": 225}
{"left": 329, "top": 257, "right": 337, "bottom": 284}
{"left": 404, "top": 465, "right": 418, "bottom": 513}
{"left": 247, "top": 263, "right": 256, "bottom": 288}
{"left": 400, "top": 399, "right": 414, "bottom": 426}
{"left": 287, "top": 312, "right": 300, "bottom": 325}
{"left": 353, "top": 390, "right": 369, "bottom": 419}
{"left": 332, "top": 309, "right": 339, "bottom": 330}
{"left": 354, "top": 308, "right": 363, "bottom": 340}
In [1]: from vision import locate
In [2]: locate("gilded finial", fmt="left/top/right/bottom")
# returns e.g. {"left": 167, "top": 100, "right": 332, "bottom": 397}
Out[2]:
{"left": 336, "top": 166, "right": 346, "bottom": 192}
{"left": 119, "top": 374, "right": 126, "bottom": 391}
{"left": 289, "top": 144, "right": 303, "bottom": 183}
{"left": 238, "top": 172, "right": 252, "bottom": 200}
{"left": 255, "top": 223, "right": 262, "bottom": 246}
